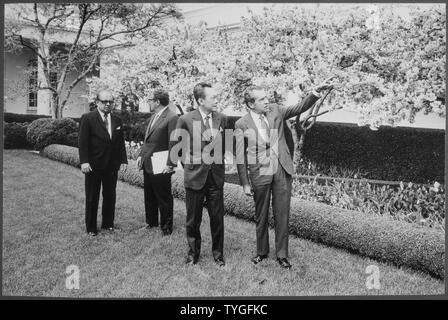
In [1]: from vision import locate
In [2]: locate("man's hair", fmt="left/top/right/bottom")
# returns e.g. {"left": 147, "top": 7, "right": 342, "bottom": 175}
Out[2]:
{"left": 153, "top": 89, "right": 170, "bottom": 106}
{"left": 244, "top": 85, "right": 264, "bottom": 108}
{"left": 193, "top": 82, "right": 212, "bottom": 104}
{"left": 96, "top": 89, "right": 113, "bottom": 101}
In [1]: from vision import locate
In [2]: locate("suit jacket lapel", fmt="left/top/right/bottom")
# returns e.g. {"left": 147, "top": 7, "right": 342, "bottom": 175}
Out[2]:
{"left": 191, "top": 109, "right": 205, "bottom": 134}
{"left": 148, "top": 107, "right": 168, "bottom": 137}
{"left": 204, "top": 112, "right": 224, "bottom": 151}
{"left": 211, "top": 112, "right": 220, "bottom": 130}
{"left": 95, "top": 109, "right": 111, "bottom": 139}
{"left": 247, "top": 112, "right": 268, "bottom": 145}
{"left": 211, "top": 112, "right": 221, "bottom": 137}
{"left": 266, "top": 112, "right": 275, "bottom": 131}
{"left": 144, "top": 115, "right": 154, "bottom": 141}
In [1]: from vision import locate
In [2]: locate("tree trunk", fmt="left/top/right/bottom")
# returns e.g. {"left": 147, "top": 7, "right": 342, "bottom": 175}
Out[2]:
{"left": 290, "top": 120, "right": 299, "bottom": 164}
{"left": 51, "top": 94, "right": 60, "bottom": 119}
{"left": 296, "top": 130, "right": 307, "bottom": 170}
{"left": 293, "top": 115, "right": 306, "bottom": 174}
{"left": 292, "top": 115, "right": 310, "bottom": 174}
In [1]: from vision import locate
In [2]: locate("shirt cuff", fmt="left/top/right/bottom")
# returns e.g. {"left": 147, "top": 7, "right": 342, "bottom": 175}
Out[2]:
{"left": 312, "top": 90, "right": 322, "bottom": 98}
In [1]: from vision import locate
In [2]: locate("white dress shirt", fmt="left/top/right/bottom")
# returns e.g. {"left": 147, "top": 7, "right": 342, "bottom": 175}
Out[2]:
{"left": 97, "top": 109, "right": 112, "bottom": 138}
{"left": 151, "top": 106, "right": 168, "bottom": 129}
{"left": 312, "top": 90, "right": 322, "bottom": 98}
{"left": 198, "top": 108, "right": 213, "bottom": 129}
{"left": 249, "top": 109, "right": 270, "bottom": 142}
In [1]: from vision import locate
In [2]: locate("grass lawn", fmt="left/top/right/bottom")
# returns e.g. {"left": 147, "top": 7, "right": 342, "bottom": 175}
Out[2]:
{"left": 2, "top": 150, "right": 444, "bottom": 297}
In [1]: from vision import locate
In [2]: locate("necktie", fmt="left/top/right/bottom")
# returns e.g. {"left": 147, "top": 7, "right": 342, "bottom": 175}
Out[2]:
{"left": 104, "top": 112, "right": 110, "bottom": 138}
{"left": 204, "top": 115, "right": 211, "bottom": 129}
{"left": 259, "top": 114, "right": 270, "bottom": 140}
{"left": 103, "top": 112, "right": 108, "bottom": 129}
{"left": 204, "top": 115, "right": 212, "bottom": 141}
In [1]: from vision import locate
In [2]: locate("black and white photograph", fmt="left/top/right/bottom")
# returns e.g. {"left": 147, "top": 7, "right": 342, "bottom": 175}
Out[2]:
{"left": 2, "top": 2, "right": 446, "bottom": 301}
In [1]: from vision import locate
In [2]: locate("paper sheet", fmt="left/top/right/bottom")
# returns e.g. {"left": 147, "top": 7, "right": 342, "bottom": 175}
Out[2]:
{"left": 151, "top": 150, "right": 169, "bottom": 174}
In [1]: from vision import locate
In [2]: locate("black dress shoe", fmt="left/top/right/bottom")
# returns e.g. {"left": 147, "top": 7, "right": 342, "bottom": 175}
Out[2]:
{"left": 251, "top": 255, "right": 268, "bottom": 265}
{"left": 185, "top": 255, "right": 198, "bottom": 265}
{"left": 214, "top": 257, "right": 225, "bottom": 267}
{"left": 277, "top": 258, "right": 292, "bottom": 269}
{"left": 139, "top": 224, "right": 153, "bottom": 231}
{"left": 87, "top": 232, "right": 97, "bottom": 237}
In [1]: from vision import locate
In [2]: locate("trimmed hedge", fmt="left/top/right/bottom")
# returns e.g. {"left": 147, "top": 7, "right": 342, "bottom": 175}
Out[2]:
{"left": 174, "top": 173, "right": 445, "bottom": 280}
{"left": 301, "top": 122, "right": 445, "bottom": 184}
{"left": 26, "top": 118, "right": 79, "bottom": 150}
{"left": 4, "top": 112, "right": 51, "bottom": 123}
{"left": 3, "top": 122, "right": 32, "bottom": 149}
{"left": 4, "top": 112, "right": 80, "bottom": 124}
{"left": 41, "top": 144, "right": 445, "bottom": 279}
{"left": 40, "top": 144, "right": 81, "bottom": 168}
{"left": 7, "top": 112, "right": 445, "bottom": 183}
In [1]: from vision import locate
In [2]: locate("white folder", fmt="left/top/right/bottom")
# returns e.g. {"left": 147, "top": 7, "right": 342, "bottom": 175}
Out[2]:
{"left": 151, "top": 150, "right": 169, "bottom": 174}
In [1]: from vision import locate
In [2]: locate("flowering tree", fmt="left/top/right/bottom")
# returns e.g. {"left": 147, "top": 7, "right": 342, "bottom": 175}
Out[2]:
{"left": 232, "top": 5, "right": 445, "bottom": 166}
{"left": 5, "top": 3, "right": 180, "bottom": 119}
{"left": 90, "top": 21, "right": 237, "bottom": 112}
{"left": 91, "top": 4, "right": 445, "bottom": 169}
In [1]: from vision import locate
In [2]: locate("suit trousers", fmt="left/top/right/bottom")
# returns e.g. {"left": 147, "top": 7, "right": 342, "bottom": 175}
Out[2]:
{"left": 85, "top": 167, "right": 118, "bottom": 233}
{"left": 252, "top": 163, "right": 292, "bottom": 259}
{"left": 185, "top": 172, "right": 224, "bottom": 260}
{"left": 143, "top": 171, "right": 174, "bottom": 231}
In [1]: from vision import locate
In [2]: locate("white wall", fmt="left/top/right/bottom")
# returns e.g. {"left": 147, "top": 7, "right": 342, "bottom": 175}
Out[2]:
{"left": 4, "top": 48, "right": 92, "bottom": 118}
{"left": 59, "top": 71, "right": 90, "bottom": 118}
{"left": 4, "top": 49, "right": 34, "bottom": 114}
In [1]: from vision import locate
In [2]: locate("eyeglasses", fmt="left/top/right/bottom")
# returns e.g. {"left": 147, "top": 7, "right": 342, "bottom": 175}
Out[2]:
{"left": 98, "top": 99, "right": 114, "bottom": 105}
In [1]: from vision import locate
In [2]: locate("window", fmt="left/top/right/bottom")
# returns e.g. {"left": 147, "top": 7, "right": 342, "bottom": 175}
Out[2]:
{"left": 28, "top": 57, "right": 38, "bottom": 109}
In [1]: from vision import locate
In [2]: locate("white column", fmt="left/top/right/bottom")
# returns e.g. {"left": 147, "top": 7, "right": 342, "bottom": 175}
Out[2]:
{"left": 37, "top": 43, "right": 51, "bottom": 116}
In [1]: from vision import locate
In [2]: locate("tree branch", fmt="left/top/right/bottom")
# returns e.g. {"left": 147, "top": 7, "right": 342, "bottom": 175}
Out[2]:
{"left": 300, "top": 88, "right": 334, "bottom": 131}
{"left": 57, "top": 4, "right": 90, "bottom": 95}
{"left": 60, "top": 50, "right": 103, "bottom": 109}
{"left": 44, "top": 4, "right": 73, "bottom": 30}
{"left": 18, "top": 35, "right": 44, "bottom": 61}
{"left": 82, "top": 5, "right": 167, "bottom": 52}
{"left": 37, "top": 85, "right": 57, "bottom": 93}
{"left": 33, "top": 3, "right": 45, "bottom": 34}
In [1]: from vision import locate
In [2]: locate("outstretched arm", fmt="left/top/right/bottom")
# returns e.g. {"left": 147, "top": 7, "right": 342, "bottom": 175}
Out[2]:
{"left": 280, "top": 93, "right": 320, "bottom": 120}
{"left": 280, "top": 76, "right": 337, "bottom": 119}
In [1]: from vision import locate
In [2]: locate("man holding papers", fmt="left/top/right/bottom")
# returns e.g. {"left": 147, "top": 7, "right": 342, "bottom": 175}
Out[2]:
{"left": 137, "top": 89, "right": 178, "bottom": 235}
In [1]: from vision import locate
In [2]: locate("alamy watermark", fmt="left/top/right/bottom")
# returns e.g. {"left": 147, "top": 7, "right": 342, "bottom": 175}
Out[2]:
{"left": 169, "top": 121, "right": 280, "bottom": 176}
{"left": 65, "top": 265, "right": 80, "bottom": 290}
{"left": 365, "top": 265, "right": 381, "bottom": 290}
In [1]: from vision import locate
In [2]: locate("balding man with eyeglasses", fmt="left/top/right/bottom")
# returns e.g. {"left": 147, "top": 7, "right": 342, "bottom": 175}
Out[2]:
{"left": 78, "top": 89, "right": 128, "bottom": 237}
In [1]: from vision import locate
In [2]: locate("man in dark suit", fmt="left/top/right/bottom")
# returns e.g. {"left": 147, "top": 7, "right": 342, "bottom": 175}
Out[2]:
{"left": 137, "top": 89, "right": 178, "bottom": 235}
{"left": 234, "top": 77, "right": 335, "bottom": 269}
{"left": 172, "top": 82, "right": 228, "bottom": 266}
{"left": 78, "top": 89, "right": 128, "bottom": 236}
